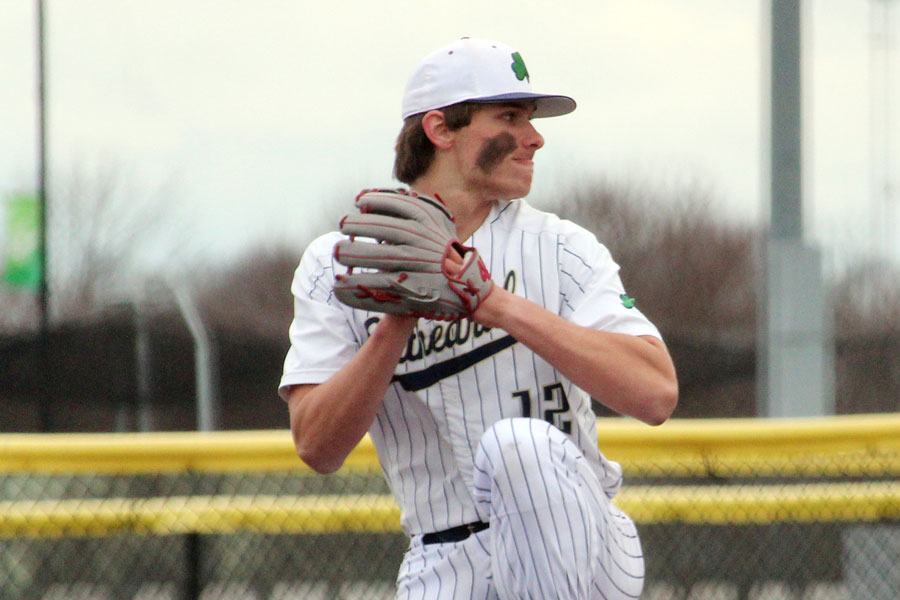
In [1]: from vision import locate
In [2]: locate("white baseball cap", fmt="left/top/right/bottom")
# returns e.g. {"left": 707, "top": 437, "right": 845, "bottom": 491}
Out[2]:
{"left": 401, "top": 38, "right": 576, "bottom": 120}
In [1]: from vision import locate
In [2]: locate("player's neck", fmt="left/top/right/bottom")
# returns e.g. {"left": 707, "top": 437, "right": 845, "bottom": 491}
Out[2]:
{"left": 410, "top": 178, "right": 494, "bottom": 242}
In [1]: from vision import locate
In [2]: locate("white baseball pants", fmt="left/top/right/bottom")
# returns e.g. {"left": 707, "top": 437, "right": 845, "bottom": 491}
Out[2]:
{"left": 395, "top": 418, "right": 644, "bottom": 600}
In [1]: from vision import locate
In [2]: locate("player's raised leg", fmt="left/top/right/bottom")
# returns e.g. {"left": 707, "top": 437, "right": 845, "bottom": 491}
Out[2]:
{"left": 472, "top": 418, "right": 645, "bottom": 600}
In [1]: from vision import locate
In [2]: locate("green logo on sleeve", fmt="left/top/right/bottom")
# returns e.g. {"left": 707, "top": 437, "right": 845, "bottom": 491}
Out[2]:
{"left": 510, "top": 52, "right": 529, "bottom": 82}
{"left": 620, "top": 294, "right": 635, "bottom": 309}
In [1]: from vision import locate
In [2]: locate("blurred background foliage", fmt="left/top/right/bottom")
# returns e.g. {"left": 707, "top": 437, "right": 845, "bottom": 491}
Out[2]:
{"left": 1, "top": 173, "right": 898, "bottom": 432}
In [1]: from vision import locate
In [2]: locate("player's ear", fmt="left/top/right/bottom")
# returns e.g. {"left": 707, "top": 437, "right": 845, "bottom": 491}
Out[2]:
{"left": 422, "top": 110, "right": 454, "bottom": 150}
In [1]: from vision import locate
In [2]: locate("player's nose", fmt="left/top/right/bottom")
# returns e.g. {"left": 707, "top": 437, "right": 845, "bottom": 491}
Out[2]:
{"left": 522, "top": 121, "right": 544, "bottom": 150}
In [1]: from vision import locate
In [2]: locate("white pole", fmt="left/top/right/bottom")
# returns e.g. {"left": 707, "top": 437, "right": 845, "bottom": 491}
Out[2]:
{"left": 172, "top": 283, "right": 220, "bottom": 432}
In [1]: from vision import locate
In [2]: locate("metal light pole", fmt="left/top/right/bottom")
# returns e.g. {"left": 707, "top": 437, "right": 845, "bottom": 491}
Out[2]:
{"left": 36, "top": 0, "right": 52, "bottom": 431}
{"left": 757, "top": 0, "right": 834, "bottom": 417}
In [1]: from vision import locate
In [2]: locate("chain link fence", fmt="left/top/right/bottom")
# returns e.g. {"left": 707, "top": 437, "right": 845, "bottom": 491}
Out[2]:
{"left": 1, "top": 416, "right": 899, "bottom": 600}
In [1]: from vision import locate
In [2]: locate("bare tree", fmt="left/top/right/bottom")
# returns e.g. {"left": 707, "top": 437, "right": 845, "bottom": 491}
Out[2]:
{"left": 46, "top": 160, "right": 190, "bottom": 321}
{"left": 831, "top": 260, "right": 900, "bottom": 413}
{"left": 195, "top": 244, "right": 303, "bottom": 342}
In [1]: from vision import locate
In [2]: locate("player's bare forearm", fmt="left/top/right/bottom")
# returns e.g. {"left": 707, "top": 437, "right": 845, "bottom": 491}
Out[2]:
{"left": 474, "top": 287, "right": 678, "bottom": 425}
{"left": 287, "top": 315, "right": 417, "bottom": 473}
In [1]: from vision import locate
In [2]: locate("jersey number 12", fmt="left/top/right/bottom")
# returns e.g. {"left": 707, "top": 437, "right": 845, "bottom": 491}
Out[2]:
{"left": 513, "top": 383, "right": 572, "bottom": 434}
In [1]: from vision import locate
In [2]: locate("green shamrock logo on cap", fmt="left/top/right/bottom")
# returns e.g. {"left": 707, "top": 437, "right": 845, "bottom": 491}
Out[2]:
{"left": 620, "top": 294, "right": 635, "bottom": 309}
{"left": 511, "top": 52, "right": 529, "bottom": 82}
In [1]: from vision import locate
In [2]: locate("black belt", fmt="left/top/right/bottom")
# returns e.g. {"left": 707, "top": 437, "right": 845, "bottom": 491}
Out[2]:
{"left": 422, "top": 521, "right": 489, "bottom": 545}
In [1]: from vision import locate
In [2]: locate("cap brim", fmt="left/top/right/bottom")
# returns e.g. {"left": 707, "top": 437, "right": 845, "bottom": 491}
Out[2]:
{"left": 468, "top": 92, "right": 576, "bottom": 118}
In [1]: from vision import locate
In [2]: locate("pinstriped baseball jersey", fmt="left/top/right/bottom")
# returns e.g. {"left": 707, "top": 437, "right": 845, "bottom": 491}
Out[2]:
{"left": 279, "top": 197, "right": 662, "bottom": 535}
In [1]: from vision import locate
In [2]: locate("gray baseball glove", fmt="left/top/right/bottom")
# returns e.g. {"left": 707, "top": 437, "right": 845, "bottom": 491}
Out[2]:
{"left": 333, "top": 188, "right": 494, "bottom": 320}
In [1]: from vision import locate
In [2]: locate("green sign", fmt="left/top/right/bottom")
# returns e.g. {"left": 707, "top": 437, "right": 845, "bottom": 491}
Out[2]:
{"left": 3, "top": 193, "right": 42, "bottom": 290}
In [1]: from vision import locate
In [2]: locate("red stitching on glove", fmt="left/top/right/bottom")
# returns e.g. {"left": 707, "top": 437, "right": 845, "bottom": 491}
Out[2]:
{"left": 345, "top": 283, "right": 402, "bottom": 303}
{"left": 478, "top": 259, "right": 490, "bottom": 281}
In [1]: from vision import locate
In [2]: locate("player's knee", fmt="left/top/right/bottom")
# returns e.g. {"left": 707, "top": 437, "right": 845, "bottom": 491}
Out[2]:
{"left": 475, "top": 418, "right": 585, "bottom": 514}
{"left": 478, "top": 417, "right": 559, "bottom": 468}
{"left": 483, "top": 416, "right": 549, "bottom": 444}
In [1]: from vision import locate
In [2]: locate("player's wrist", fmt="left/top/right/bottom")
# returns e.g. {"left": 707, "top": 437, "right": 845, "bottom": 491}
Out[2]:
{"left": 472, "top": 285, "right": 512, "bottom": 329}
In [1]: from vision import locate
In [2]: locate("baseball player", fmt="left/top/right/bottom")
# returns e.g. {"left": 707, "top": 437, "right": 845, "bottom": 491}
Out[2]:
{"left": 280, "top": 38, "right": 678, "bottom": 599}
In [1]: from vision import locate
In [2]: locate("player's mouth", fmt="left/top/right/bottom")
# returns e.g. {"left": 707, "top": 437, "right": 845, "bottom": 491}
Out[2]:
{"left": 511, "top": 156, "right": 535, "bottom": 170}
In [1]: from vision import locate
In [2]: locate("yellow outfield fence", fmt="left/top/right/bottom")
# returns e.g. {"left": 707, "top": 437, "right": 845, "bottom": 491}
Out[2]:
{"left": 3, "top": 483, "right": 900, "bottom": 541}
{"left": 1, "top": 414, "right": 899, "bottom": 599}
{"left": 2, "top": 414, "right": 900, "bottom": 534}
{"left": 3, "top": 412, "right": 900, "bottom": 475}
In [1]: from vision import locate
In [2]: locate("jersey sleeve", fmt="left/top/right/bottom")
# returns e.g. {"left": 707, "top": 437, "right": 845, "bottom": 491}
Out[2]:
{"left": 558, "top": 230, "right": 662, "bottom": 340}
{"left": 278, "top": 233, "right": 361, "bottom": 400}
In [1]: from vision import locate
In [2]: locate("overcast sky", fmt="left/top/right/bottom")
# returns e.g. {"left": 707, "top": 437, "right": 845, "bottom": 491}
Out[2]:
{"left": 1, "top": 0, "right": 898, "bottom": 274}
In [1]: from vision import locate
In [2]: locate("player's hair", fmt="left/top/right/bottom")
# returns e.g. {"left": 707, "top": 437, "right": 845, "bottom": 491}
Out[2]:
{"left": 393, "top": 103, "right": 477, "bottom": 185}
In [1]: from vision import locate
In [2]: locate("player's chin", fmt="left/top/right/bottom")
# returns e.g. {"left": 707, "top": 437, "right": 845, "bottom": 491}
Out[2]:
{"left": 506, "top": 181, "right": 533, "bottom": 200}
{"left": 493, "top": 175, "right": 533, "bottom": 201}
